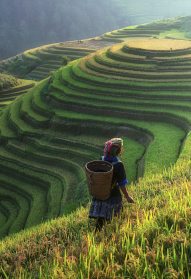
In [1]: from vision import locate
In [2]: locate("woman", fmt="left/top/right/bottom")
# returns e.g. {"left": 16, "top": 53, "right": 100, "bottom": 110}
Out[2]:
{"left": 89, "top": 138, "right": 134, "bottom": 232}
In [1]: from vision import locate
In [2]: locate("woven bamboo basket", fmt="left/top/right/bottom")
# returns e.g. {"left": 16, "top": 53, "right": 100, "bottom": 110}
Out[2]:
{"left": 85, "top": 160, "right": 113, "bottom": 200}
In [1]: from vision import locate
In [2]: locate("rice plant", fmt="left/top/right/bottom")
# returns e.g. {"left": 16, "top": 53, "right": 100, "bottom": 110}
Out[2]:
{"left": 1, "top": 20, "right": 191, "bottom": 278}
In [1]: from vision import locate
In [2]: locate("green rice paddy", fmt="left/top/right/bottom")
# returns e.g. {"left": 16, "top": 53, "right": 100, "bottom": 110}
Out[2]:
{"left": 1, "top": 19, "right": 191, "bottom": 278}
{"left": 0, "top": 36, "right": 190, "bottom": 240}
{"left": 1, "top": 44, "right": 97, "bottom": 81}
{"left": 0, "top": 73, "right": 21, "bottom": 91}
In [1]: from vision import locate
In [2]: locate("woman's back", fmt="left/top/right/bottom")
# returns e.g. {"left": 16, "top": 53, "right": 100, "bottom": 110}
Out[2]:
{"left": 89, "top": 138, "right": 133, "bottom": 232}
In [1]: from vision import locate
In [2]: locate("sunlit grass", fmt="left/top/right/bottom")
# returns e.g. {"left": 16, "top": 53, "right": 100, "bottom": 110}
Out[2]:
{"left": 167, "top": 32, "right": 188, "bottom": 40}
{"left": 127, "top": 38, "right": 191, "bottom": 50}
{"left": 156, "top": 29, "right": 188, "bottom": 40}
{"left": 2, "top": 18, "right": 191, "bottom": 278}
{"left": 1, "top": 133, "right": 191, "bottom": 278}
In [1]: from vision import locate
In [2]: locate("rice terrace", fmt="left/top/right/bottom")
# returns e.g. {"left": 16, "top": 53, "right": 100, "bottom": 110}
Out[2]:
{"left": 2, "top": 15, "right": 191, "bottom": 278}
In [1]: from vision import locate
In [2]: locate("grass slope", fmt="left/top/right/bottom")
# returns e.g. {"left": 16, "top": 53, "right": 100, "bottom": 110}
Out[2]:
{"left": 0, "top": 74, "right": 21, "bottom": 91}
{"left": 0, "top": 78, "right": 35, "bottom": 112}
{"left": 0, "top": 44, "right": 98, "bottom": 81}
{"left": 1, "top": 18, "right": 191, "bottom": 278}
{"left": 97, "top": 17, "right": 190, "bottom": 44}
{"left": 1, "top": 135, "right": 191, "bottom": 278}
{"left": 0, "top": 37, "right": 190, "bottom": 242}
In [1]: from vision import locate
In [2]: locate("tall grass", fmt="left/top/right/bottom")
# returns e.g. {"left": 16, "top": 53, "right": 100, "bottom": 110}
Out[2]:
{"left": 1, "top": 133, "right": 191, "bottom": 278}
{"left": 1, "top": 20, "right": 191, "bottom": 278}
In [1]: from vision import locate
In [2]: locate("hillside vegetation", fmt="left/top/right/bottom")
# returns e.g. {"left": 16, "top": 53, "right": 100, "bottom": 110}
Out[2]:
{"left": 2, "top": 16, "right": 191, "bottom": 82}
{"left": 23, "top": 44, "right": 97, "bottom": 81}
{"left": 0, "top": 76, "right": 35, "bottom": 111}
{"left": 1, "top": 36, "right": 191, "bottom": 240}
{"left": 98, "top": 16, "right": 190, "bottom": 43}
{"left": 1, "top": 19, "right": 191, "bottom": 278}
{"left": 2, "top": 0, "right": 191, "bottom": 61}
{"left": 0, "top": 74, "right": 21, "bottom": 91}
{"left": 0, "top": 132, "right": 191, "bottom": 278}
{"left": 0, "top": 42, "right": 105, "bottom": 81}
{"left": 0, "top": 0, "right": 121, "bottom": 61}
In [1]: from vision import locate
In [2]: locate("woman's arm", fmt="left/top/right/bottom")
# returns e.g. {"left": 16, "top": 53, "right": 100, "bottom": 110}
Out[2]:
{"left": 120, "top": 185, "right": 134, "bottom": 203}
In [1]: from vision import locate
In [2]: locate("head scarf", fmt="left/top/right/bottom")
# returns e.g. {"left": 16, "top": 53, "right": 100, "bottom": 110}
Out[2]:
{"left": 104, "top": 138, "right": 123, "bottom": 158}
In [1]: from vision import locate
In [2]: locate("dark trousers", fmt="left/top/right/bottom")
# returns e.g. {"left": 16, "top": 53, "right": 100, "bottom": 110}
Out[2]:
{"left": 95, "top": 217, "right": 107, "bottom": 232}
{"left": 94, "top": 204, "right": 123, "bottom": 232}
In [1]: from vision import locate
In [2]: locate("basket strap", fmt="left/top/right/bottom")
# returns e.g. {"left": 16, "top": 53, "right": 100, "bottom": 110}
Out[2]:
{"left": 110, "top": 179, "right": 117, "bottom": 193}
{"left": 101, "top": 156, "right": 120, "bottom": 193}
{"left": 110, "top": 160, "right": 120, "bottom": 192}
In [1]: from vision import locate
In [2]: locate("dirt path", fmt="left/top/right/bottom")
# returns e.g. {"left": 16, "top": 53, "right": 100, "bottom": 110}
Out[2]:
{"left": 60, "top": 37, "right": 151, "bottom": 49}
{"left": 60, "top": 39, "right": 117, "bottom": 49}
{"left": 1, "top": 37, "right": 146, "bottom": 65}
{"left": 0, "top": 40, "right": 116, "bottom": 67}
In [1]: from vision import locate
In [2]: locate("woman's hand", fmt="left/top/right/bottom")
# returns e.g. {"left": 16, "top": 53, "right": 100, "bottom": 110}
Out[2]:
{"left": 126, "top": 195, "right": 134, "bottom": 203}
{"left": 120, "top": 185, "right": 135, "bottom": 203}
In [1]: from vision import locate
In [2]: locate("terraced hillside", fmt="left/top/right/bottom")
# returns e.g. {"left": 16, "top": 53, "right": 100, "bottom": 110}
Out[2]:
{"left": 1, "top": 17, "right": 189, "bottom": 84}
{"left": 0, "top": 78, "right": 35, "bottom": 111}
{"left": 100, "top": 25, "right": 158, "bottom": 42}
{"left": 26, "top": 44, "right": 98, "bottom": 80}
{"left": 0, "top": 43, "right": 98, "bottom": 81}
{"left": 99, "top": 21, "right": 184, "bottom": 42}
{"left": 0, "top": 74, "right": 21, "bottom": 90}
{"left": 1, "top": 38, "right": 191, "bottom": 240}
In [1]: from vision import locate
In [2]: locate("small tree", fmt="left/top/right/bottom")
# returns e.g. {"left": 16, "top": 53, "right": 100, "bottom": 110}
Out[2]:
{"left": 50, "top": 70, "right": 56, "bottom": 81}
{"left": 61, "top": 55, "right": 70, "bottom": 66}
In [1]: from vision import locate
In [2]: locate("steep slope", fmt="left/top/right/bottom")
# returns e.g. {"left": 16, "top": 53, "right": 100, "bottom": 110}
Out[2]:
{"left": 0, "top": 43, "right": 100, "bottom": 81}
{"left": 0, "top": 38, "right": 191, "bottom": 240}
{"left": 0, "top": 78, "right": 35, "bottom": 111}
{"left": 1, "top": 16, "right": 190, "bottom": 82}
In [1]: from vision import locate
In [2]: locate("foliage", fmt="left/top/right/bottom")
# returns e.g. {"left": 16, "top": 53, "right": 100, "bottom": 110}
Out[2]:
{"left": 180, "top": 15, "right": 191, "bottom": 32}
{"left": 0, "top": 0, "right": 122, "bottom": 60}
{"left": 1, "top": 135, "right": 191, "bottom": 277}
{"left": 146, "top": 16, "right": 185, "bottom": 28}
{"left": 2, "top": 1, "right": 191, "bottom": 61}
{"left": 185, "top": 32, "right": 191, "bottom": 38}
{"left": 0, "top": 73, "right": 21, "bottom": 91}
{"left": 41, "top": 77, "right": 53, "bottom": 99}
{"left": 61, "top": 55, "right": 71, "bottom": 66}
{"left": 50, "top": 70, "right": 56, "bottom": 80}
{"left": 23, "top": 46, "right": 95, "bottom": 81}
{"left": 0, "top": 106, "right": 17, "bottom": 139}
{"left": 8, "top": 58, "right": 40, "bottom": 78}
{"left": 1, "top": 19, "right": 191, "bottom": 278}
